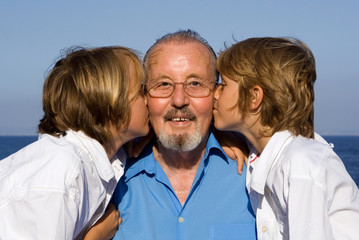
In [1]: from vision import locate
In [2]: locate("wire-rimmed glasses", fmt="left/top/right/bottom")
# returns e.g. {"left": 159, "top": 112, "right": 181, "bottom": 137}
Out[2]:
{"left": 147, "top": 79, "right": 216, "bottom": 98}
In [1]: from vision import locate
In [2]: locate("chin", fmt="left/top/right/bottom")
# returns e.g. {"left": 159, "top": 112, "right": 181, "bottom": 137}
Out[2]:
{"left": 213, "top": 121, "right": 223, "bottom": 130}
{"left": 139, "top": 127, "right": 150, "bottom": 138}
{"left": 214, "top": 121, "right": 233, "bottom": 132}
{"left": 131, "top": 126, "right": 150, "bottom": 140}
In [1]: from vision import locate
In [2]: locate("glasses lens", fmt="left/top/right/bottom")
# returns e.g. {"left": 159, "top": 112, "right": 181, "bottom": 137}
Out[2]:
{"left": 185, "top": 79, "right": 210, "bottom": 97}
{"left": 148, "top": 80, "right": 173, "bottom": 97}
{"left": 148, "top": 79, "right": 214, "bottom": 98}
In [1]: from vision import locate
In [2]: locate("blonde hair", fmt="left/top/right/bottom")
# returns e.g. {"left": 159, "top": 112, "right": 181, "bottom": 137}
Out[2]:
{"left": 38, "top": 46, "right": 144, "bottom": 149}
{"left": 217, "top": 37, "right": 316, "bottom": 138}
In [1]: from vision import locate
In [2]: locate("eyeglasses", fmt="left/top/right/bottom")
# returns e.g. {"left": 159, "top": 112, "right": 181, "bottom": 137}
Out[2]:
{"left": 147, "top": 79, "right": 216, "bottom": 98}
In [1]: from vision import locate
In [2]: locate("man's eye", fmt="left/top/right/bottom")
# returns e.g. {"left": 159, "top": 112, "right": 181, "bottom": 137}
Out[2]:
{"left": 155, "top": 81, "right": 173, "bottom": 88}
{"left": 187, "top": 81, "right": 202, "bottom": 87}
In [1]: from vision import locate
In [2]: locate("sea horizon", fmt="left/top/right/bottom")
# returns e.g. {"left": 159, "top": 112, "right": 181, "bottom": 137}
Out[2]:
{"left": 2, "top": 134, "right": 359, "bottom": 137}
{"left": 1, "top": 135, "right": 358, "bottom": 187}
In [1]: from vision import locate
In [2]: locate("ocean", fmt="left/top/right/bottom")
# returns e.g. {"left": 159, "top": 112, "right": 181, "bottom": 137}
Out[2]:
{"left": 0, "top": 135, "right": 358, "bottom": 187}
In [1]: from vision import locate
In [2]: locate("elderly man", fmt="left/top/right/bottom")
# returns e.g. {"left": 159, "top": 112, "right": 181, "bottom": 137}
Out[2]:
{"left": 112, "top": 30, "right": 256, "bottom": 240}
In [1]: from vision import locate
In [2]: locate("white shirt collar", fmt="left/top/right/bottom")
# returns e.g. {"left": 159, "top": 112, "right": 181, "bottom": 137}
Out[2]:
{"left": 248, "top": 130, "right": 293, "bottom": 194}
{"left": 65, "top": 130, "right": 122, "bottom": 182}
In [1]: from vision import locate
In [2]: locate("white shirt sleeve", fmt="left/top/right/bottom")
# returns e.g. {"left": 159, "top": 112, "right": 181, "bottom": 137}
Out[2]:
{"left": 287, "top": 177, "right": 333, "bottom": 239}
{"left": 286, "top": 146, "right": 359, "bottom": 240}
{"left": 0, "top": 190, "right": 80, "bottom": 240}
{"left": 0, "top": 132, "right": 120, "bottom": 240}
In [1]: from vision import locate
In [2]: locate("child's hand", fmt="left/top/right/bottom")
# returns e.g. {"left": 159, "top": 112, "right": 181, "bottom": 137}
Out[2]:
{"left": 213, "top": 130, "right": 249, "bottom": 175}
{"left": 84, "top": 203, "right": 122, "bottom": 240}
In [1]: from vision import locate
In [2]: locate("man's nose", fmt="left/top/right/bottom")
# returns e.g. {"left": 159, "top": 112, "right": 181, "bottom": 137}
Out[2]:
{"left": 171, "top": 83, "right": 190, "bottom": 107}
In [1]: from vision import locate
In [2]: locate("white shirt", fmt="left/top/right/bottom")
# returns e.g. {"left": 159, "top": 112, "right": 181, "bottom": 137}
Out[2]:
{"left": 0, "top": 130, "right": 125, "bottom": 240}
{"left": 247, "top": 130, "right": 359, "bottom": 240}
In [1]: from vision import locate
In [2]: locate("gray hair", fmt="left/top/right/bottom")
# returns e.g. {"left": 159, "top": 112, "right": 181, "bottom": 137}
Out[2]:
{"left": 144, "top": 29, "right": 218, "bottom": 82}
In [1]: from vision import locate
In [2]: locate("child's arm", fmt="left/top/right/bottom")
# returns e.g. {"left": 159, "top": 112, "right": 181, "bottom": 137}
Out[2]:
{"left": 286, "top": 149, "right": 359, "bottom": 239}
{"left": 83, "top": 203, "right": 122, "bottom": 240}
{"left": 286, "top": 176, "right": 334, "bottom": 239}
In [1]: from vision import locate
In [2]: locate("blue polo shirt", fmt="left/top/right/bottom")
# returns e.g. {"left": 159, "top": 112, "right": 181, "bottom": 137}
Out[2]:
{"left": 112, "top": 132, "right": 256, "bottom": 240}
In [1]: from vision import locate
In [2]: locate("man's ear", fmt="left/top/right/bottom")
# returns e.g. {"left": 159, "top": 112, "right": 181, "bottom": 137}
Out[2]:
{"left": 249, "top": 85, "right": 263, "bottom": 111}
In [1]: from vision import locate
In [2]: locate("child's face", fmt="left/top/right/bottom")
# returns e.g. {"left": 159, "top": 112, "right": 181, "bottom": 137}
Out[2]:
{"left": 213, "top": 74, "right": 243, "bottom": 132}
{"left": 113, "top": 65, "right": 150, "bottom": 144}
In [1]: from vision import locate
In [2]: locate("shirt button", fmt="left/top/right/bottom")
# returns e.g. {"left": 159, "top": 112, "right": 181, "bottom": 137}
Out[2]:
{"left": 262, "top": 226, "right": 268, "bottom": 233}
{"left": 178, "top": 217, "right": 184, "bottom": 223}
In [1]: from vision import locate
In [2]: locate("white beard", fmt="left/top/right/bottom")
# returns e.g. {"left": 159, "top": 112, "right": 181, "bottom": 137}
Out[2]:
{"left": 158, "top": 126, "right": 202, "bottom": 152}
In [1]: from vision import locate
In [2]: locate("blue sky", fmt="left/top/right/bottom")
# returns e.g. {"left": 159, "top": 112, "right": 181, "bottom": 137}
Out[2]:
{"left": 0, "top": 0, "right": 358, "bottom": 135}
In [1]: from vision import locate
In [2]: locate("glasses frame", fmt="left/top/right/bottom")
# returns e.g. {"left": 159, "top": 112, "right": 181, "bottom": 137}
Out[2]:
{"left": 146, "top": 79, "right": 218, "bottom": 98}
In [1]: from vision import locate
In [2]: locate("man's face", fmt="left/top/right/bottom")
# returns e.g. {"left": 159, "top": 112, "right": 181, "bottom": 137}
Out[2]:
{"left": 146, "top": 41, "right": 215, "bottom": 151}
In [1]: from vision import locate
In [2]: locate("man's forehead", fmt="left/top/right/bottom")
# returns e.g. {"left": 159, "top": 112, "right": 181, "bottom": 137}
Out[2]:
{"left": 147, "top": 42, "right": 213, "bottom": 71}
{"left": 149, "top": 41, "right": 211, "bottom": 59}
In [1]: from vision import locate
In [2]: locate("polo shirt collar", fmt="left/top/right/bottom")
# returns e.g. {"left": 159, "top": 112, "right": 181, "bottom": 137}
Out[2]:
{"left": 204, "top": 131, "right": 230, "bottom": 164}
{"left": 123, "top": 131, "right": 228, "bottom": 182}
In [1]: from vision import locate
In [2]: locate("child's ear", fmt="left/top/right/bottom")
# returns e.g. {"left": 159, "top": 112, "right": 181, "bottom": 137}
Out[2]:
{"left": 249, "top": 85, "right": 263, "bottom": 111}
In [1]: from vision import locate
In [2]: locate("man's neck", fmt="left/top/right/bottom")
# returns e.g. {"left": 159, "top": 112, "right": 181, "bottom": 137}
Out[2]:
{"left": 152, "top": 134, "right": 209, "bottom": 206}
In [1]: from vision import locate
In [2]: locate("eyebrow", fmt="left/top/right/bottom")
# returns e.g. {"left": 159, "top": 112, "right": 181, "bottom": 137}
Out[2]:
{"left": 187, "top": 73, "right": 204, "bottom": 80}
{"left": 150, "top": 73, "right": 205, "bottom": 82}
{"left": 149, "top": 75, "right": 172, "bottom": 82}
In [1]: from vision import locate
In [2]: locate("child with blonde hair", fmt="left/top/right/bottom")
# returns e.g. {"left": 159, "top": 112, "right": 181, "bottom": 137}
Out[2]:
{"left": 214, "top": 37, "right": 359, "bottom": 239}
{"left": 0, "top": 46, "right": 149, "bottom": 239}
